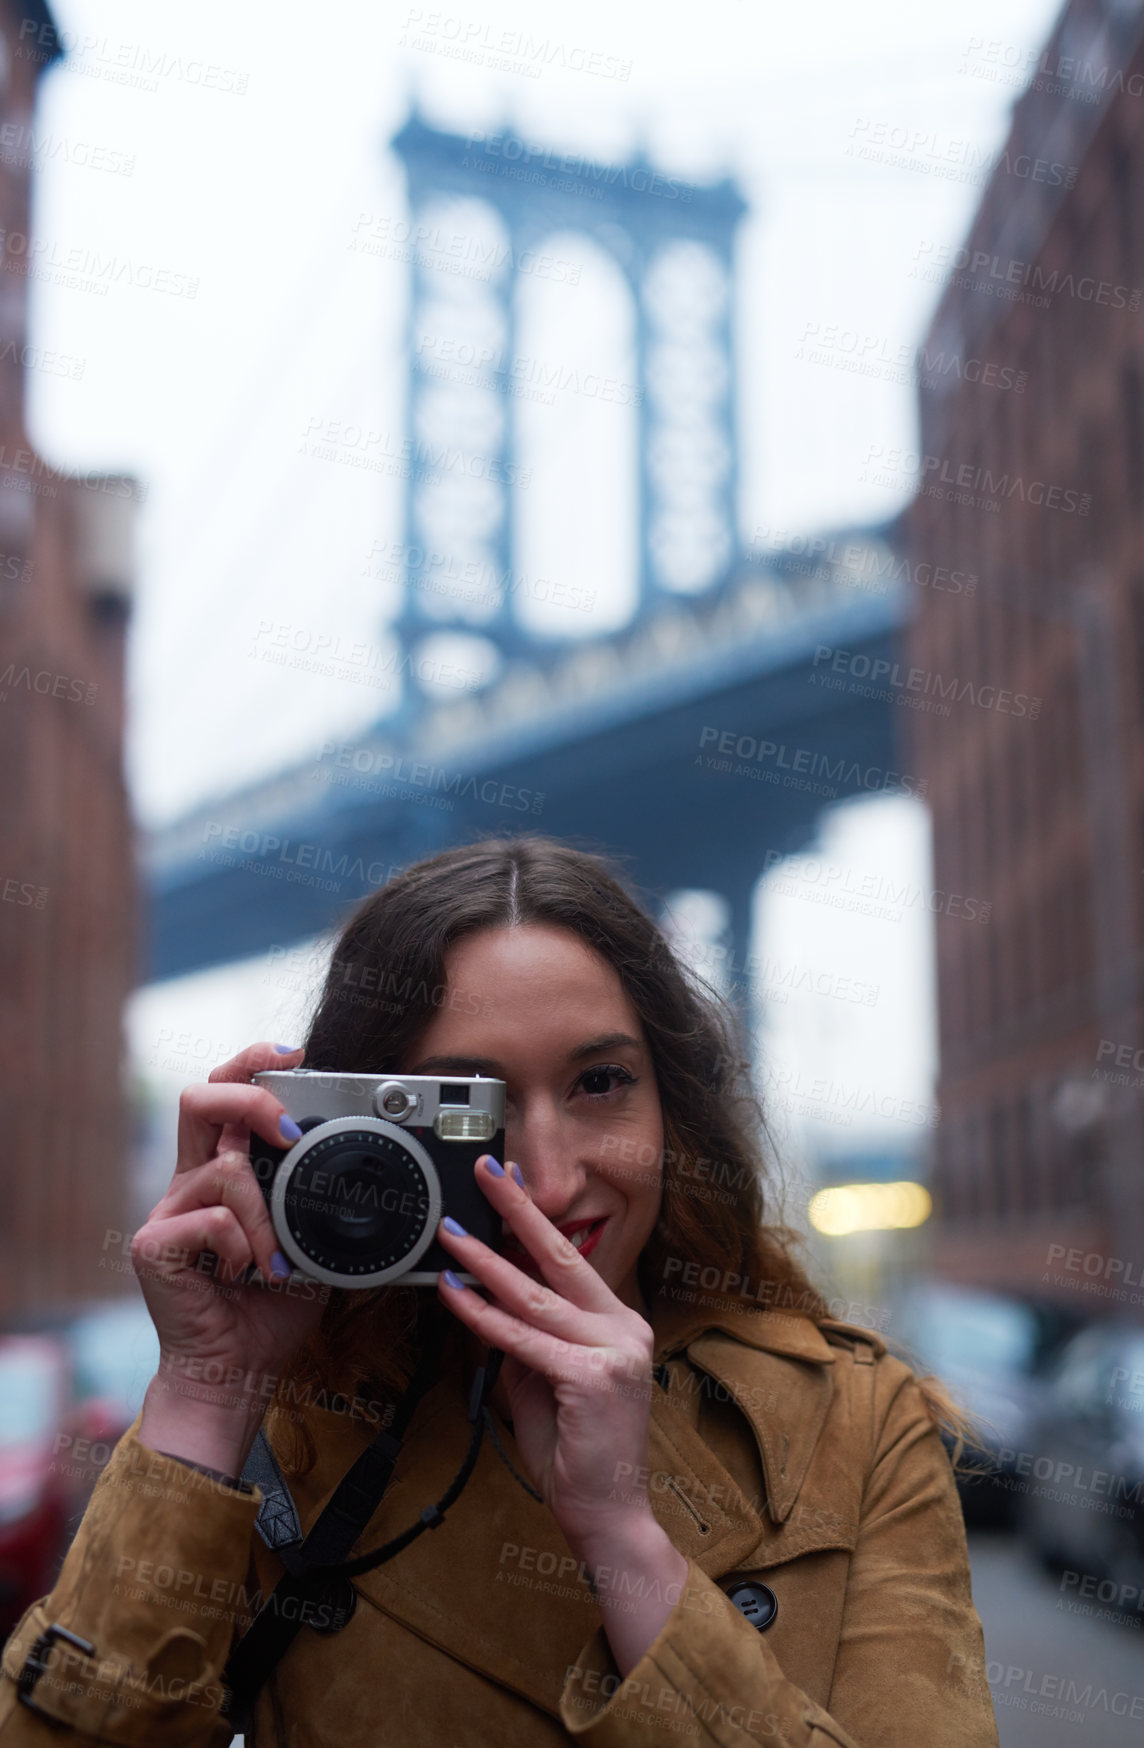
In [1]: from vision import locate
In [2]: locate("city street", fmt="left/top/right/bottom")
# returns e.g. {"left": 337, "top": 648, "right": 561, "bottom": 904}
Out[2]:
{"left": 3, "top": 0, "right": 1142, "bottom": 1741}
{"left": 969, "top": 1534, "right": 1144, "bottom": 1746}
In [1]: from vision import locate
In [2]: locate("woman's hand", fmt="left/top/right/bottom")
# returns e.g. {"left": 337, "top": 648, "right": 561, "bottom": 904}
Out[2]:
{"left": 436, "top": 1155, "right": 689, "bottom": 1675}
{"left": 134, "top": 1042, "right": 330, "bottom": 1475}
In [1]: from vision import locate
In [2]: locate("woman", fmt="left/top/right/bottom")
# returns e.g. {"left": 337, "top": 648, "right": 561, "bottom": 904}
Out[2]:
{"left": 0, "top": 834, "right": 999, "bottom": 1746}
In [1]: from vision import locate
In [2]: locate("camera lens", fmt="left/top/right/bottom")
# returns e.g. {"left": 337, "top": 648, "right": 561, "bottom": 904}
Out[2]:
{"left": 278, "top": 1126, "right": 437, "bottom": 1281}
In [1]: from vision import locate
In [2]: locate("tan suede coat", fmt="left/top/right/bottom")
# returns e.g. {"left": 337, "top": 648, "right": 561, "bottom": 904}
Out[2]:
{"left": 0, "top": 1299, "right": 999, "bottom": 1747}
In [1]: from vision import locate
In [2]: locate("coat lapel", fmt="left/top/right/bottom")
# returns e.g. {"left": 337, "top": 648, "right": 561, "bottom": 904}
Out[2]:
{"left": 652, "top": 1299, "right": 861, "bottom": 1554}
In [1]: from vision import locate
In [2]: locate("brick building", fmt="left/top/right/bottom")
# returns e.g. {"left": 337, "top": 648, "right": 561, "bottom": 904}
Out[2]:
{"left": 902, "top": 0, "right": 1144, "bottom": 1300}
{"left": 0, "top": 1, "right": 139, "bottom": 1317}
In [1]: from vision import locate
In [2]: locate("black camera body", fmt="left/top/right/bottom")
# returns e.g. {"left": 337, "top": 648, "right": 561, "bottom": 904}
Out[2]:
{"left": 249, "top": 1070, "right": 506, "bottom": 1289}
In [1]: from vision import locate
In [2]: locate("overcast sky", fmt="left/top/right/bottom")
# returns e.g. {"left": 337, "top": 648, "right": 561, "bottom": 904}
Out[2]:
{"left": 25, "top": 0, "right": 1062, "bottom": 1194}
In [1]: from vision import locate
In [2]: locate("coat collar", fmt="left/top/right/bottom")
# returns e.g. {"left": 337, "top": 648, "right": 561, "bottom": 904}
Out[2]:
{"left": 651, "top": 1296, "right": 839, "bottom": 1526}
{"left": 650, "top": 1290, "right": 838, "bottom": 1365}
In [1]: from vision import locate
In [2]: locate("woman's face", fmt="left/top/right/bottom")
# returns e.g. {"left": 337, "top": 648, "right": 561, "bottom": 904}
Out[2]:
{"left": 404, "top": 923, "right": 665, "bottom": 1314}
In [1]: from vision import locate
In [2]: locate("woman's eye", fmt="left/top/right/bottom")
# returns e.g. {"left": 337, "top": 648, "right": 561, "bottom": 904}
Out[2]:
{"left": 579, "top": 1064, "right": 636, "bottom": 1099}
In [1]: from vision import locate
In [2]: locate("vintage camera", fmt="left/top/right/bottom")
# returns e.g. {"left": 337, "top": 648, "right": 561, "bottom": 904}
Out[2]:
{"left": 249, "top": 1070, "right": 506, "bottom": 1289}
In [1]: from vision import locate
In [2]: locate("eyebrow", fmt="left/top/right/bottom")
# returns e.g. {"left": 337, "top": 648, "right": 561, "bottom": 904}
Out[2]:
{"left": 408, "top": 1032, "right": 643, "bottom": 1076}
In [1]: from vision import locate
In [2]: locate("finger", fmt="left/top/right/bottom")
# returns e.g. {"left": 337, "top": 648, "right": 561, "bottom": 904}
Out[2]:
{"left": 437, "top": 1217, "right": 601, "bottom": 1345}
{"left": 175, "top": 1080, "right": 303, "bottom": 1174}
{"left": 439, "top": 1273, "right": 649, "bottom": 1404}
{"left": 437, "top": 1269, "right": 598, "bottom": 1388}
{"left": 207, "top": 1041, "right": 304, "bottom": 1085}
{"left": 207, "top": 1040, "right": 305, "bottom": 1157}
{"left": 154, "top": 1150, "right": 286, "bottom": 1285}
{"left": 471, "top": 1155, "right": 619, "bottom": 1315}
{"left": 131, "top": 1206, "right": 255, "bottom": 1293}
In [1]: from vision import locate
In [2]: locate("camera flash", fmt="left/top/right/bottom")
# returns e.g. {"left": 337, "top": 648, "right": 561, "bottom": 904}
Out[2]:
{"left": 434, "top": 1111, "right": 497, "bottom": 1142}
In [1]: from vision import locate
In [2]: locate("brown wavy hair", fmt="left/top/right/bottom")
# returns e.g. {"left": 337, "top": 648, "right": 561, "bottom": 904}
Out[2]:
{"left": 267, "top": 832, "right": 977, "bottom": 1473}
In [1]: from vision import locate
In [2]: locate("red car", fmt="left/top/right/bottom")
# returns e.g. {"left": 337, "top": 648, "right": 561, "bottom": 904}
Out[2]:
{"left": 0, "top": 1336, "right": 72, "bottom": 1643}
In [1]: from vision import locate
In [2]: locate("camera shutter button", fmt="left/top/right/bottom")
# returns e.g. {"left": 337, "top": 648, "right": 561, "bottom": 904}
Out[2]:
{"left": 375, "top": 1082, "right": 417, "bottom": 1119}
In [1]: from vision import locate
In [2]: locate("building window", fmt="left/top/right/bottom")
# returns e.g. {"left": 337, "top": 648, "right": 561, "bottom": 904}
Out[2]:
{"left": 938, "top": 1122, "right": 958, "bottom": 1222}
{"left": 990, "top": 1101, "right": 1008, "bottom": 1219}
{"left": 1017, "top": 1091, "right": 1035, "bottom": 1214}
{"left": 1130, "top": 576, "right": 1144, "bottom": 733}
{"left": 1123, "top": 361, "right": 1144, "bottom": 499}
{"left": 1112, "top": 137, "right": 1136, "bottom": 290}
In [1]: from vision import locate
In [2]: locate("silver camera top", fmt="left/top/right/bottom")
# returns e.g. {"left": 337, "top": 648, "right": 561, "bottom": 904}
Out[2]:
{"left": 252, "top": 1069, "right": 505, "bottom": 1141}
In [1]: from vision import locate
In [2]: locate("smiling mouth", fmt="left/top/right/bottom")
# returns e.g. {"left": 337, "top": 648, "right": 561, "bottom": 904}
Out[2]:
{"left": 501, "top": 1217, "right": 608, "bottom": 1271}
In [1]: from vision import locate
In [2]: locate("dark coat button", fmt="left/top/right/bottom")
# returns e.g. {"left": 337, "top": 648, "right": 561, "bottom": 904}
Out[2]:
{"left": 724, "top": 1579, "right": 778, "bottom": 1631}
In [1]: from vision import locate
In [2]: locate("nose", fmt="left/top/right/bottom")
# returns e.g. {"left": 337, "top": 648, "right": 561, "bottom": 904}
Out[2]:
{"left": 506, "top": 1099, "right": 587, "bottom": 1222}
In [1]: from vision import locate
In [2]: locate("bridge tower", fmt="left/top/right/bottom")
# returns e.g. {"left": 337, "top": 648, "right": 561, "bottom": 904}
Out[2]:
{"left": 389, "top": 113, "right": 747, "bottom": 712}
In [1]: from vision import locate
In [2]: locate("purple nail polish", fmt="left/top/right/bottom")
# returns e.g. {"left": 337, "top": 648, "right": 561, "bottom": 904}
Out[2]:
{"left": 270, "top": 1250, "right": 291, "bottom": 1280}
{"left": 511, "top": 1163, "right": 525, "bottom": 1188}
{"left": 443, "top": 1269, "right": 465, "bottom": 1290}
{"left": 279, "top": 1114, "right": 303, "bottom": 1142}
{"left": 443, "top": 1215, "right": 468, "bottom": 1237}
{"left": 274, "top": 1044, "right": 299, "bottom": 1054}
{"left": 485, "top": 1156, "right": 505, "bottom": 1177}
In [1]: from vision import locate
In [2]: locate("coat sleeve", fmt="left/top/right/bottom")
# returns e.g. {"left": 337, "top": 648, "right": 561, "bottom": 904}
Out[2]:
{"left": 0, "top": 1416, "right": 264, "bottom": 1747}
{"left": 557, "top": 1356, "right": 1000, "bottom": 1747}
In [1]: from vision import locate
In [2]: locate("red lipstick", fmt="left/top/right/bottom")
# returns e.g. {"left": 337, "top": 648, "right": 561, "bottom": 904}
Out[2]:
{"left": 502, "top": 1216, "right": 608, "bottom": 1274}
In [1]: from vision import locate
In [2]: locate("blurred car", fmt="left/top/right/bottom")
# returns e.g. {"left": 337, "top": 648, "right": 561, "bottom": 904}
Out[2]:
{"left": 886, "top": 1281, "right": 1085, "bottom": 1526}
{"left": 63, "top": 1297, "right": 161, "bottom": 1431}
{"left": 0, "top": 1297, "right": 162, "bottom": 1638}
{"left": 50, "top": 1299, "right": 162, "bottom": 1531}
{"left": 0, "top": 1336, "right": 72, "bottom": 1642}
{"left": 1016, "top": 1320, "right": 1144, "bottom": 1597}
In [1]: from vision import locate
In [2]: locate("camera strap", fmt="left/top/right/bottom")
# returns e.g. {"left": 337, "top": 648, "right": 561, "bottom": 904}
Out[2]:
{"left": 221, "top": 1328, "right": 513, "bottom": 1736}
